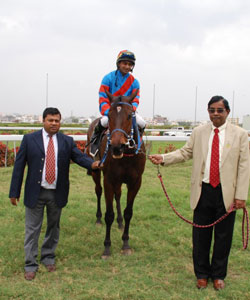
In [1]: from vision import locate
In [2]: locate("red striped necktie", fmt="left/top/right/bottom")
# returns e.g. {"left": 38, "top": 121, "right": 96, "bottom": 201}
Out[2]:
{"left": 45, "top": 136, "right": 55, "bottom": 184}
{"left": 209, "top": 128, "right": 220, "bottom": 188}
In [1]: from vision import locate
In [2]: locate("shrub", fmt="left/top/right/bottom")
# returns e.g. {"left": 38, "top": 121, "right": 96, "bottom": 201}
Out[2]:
{"left": 75, "top": 141, "right": 86, "bottom": 153}
{"left": 0, "top": 142, "right": 19, "bottom": 167}
{"left": 164, "top": 143, "right": 177, "bottom": 153}
{"left": 157, "top": 143, "right": 177, "bottom": 154}
{"left": 0, "top": 139, "right": 86, "bottom": 167}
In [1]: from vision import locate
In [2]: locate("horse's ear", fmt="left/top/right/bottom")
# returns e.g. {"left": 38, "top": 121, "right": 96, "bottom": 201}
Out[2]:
{"left": 128, "top": 89, "right": 138, "bottom": 103}
{"left": 105, "top": 90, "right": 114, "bottom": 103}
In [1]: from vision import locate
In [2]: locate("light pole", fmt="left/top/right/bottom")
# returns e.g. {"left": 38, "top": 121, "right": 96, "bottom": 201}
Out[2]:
{"left": 232, "top": 90, "right": 235, "bottom": 120}
{"left": 153, "top": 83, "right": 155, "bottom": 120}
{"left": 194, "top": 86, "right": 198, "bottom": 126}
{"left": 46, "top": 73, "right": 48, "bottom": 107}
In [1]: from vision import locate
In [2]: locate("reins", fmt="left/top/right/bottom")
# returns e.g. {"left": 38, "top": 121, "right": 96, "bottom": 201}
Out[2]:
{"left": 157, "top": 168, "right": 249, "bottom": 250}
{"left": 98, "top": 101, "right": 143, "bottom": 166}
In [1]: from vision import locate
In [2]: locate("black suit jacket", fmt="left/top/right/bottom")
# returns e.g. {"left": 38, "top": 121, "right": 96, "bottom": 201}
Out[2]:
{"left": 9, "top": 130, "right": 93, "bottom": 208}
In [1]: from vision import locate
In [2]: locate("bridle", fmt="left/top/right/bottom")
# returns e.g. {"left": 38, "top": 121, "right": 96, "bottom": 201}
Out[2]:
{"left": 109, "top": 101, "right": 133, "bottom": 140}
{"left": 109, "top": 101, "right": 142, "bottom": 151}
{"left": 99, "top": 101, "right": 143, "bottom": 165}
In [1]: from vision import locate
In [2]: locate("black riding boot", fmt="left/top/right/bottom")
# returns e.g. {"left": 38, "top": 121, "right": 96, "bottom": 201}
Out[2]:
{"left": 139, "top": 126, "right": 145, "bottom": 137}
{"left": 90, "top": 120, "right": 106, "bottom": 156}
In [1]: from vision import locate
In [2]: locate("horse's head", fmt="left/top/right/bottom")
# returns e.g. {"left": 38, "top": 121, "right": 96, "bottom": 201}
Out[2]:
{"left": 106, "top": 89, "right": 138, "bottom": 159}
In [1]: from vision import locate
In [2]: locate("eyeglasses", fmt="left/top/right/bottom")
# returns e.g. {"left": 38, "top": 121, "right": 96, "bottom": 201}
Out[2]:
{"left": 208, "top": 108, "right": 226, "bottom": 114}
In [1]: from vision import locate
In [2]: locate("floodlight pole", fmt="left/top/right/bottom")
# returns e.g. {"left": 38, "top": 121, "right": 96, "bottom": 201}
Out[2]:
{"left": 232, "top": 90, "right": 235, "bottom": 120}
{"left": 194, "top": 86, "right": 198, "bottom": 126}
{"left": 153, "top": 83, "right": 155, "bottom": 120}
{"left": 46, "top": 73, "right": 48, "bottom": 107}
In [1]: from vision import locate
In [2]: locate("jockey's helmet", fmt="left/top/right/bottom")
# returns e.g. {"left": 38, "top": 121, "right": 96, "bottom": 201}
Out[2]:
{"left": 116, "top": 50, "right": 136, "bottom": 67}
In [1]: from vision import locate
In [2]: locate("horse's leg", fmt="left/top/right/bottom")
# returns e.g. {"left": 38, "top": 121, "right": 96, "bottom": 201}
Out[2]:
{"left": 121, "top": 178, "right": 142, "bottom": 255}
{"left": 92, "top": 170, "right": 102, "bottom": 225}
{"left": 102, "top": 179, "right": 115, "bottom": 259}
{"left": 114, "top": 186, "right": 123, "bottom": 229}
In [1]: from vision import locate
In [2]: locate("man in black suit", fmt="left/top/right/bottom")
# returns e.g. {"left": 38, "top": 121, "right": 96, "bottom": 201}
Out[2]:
{"left": 9, "top": 107, "right": 99, "bottom": 280}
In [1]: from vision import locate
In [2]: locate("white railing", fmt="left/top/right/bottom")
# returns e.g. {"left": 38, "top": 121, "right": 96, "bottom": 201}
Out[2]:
{"left": 1, "top": 126, "right": 249, "bottom": 133}
{"left": 0, "top": 135, "right": 189, "bottom": 142}
{"left": 1, "top": 132, "right": 250, "bottom": 168}
{"left": 0, "top": 127, "right": 89, "bottom": 131}
{"left": 0, "top": 126, "right": 171, "bottom": 132}
{"left": 0, "top": 134, "right": 189, "bottom": 168}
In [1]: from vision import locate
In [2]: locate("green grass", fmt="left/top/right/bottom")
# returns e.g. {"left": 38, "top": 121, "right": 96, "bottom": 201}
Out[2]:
{"left": 0, "top": 151, "right": 250, "bottom": 300}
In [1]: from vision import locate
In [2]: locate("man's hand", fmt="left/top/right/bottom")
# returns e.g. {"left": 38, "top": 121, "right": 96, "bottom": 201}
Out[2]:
{"left": 148, "top": 154, "right": 163, "bottom": 165}
{"left": 91, "top": 161, "right": 101, "bottom": 169}
{"left": 10, "top": 198, "right": 19, "bottom": 206}
{"left": 234, "top": 199, "right": 246, "bottom": 209}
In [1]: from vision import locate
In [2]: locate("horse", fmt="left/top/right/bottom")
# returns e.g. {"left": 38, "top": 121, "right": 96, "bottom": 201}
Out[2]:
{"left": 86, "top": 90, "right": 146, "bottom": 259}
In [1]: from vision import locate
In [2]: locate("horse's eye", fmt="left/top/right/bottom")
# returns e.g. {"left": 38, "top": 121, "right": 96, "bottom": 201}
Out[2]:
{"left": 128, "top": 114, "right": 132, "bottom": 120}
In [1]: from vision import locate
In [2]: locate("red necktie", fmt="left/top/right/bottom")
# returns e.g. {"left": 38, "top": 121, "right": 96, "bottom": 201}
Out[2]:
{"left": 45, "top": 136, "right": 55, "bottom": 184}
{"left": 209, "top": 128, "right": 220, "bottom": 188}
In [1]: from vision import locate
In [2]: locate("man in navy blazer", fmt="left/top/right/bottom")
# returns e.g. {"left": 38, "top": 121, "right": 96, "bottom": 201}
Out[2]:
{"left": 9, "top": 107, "right": 99, "bottom": 280}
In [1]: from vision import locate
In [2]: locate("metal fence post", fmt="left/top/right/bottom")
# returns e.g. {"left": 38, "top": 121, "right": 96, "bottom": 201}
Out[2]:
{"left": 5, "top": 141, "right": 8, "bottom": 167}
{"left": 14, "top": 141, "right": 16, "bottom": 160}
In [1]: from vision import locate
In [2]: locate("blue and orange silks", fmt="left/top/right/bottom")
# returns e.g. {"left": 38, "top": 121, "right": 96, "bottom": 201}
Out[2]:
{"left": 99, "top": 70, "right": 140, "bottom": 116}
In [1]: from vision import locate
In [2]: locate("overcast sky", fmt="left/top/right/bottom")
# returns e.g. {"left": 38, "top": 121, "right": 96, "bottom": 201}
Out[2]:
{"left": 1, "top": 0, "right": 250, "bottom": 122}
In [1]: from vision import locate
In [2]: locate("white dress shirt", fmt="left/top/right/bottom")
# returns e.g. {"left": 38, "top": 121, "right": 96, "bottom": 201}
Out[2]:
{"left": 41, "top": 128, "right": 58, "bottom": 189}
{"left": 203, "top": 121, "right": 227, "bottom": 183}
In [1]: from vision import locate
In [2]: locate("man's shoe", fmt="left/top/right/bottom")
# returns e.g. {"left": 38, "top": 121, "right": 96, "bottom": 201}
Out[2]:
{"left": 213, "top": 279, "right": 225, "bottom": 290}
{"left": 24, "top": 271, "right": 36, "bottom": 281}
{"left": 196, "top": 278, "right": 208, "bottom": 289}
{"left": 45, "top": 264, "right": 56, "bottom": 272}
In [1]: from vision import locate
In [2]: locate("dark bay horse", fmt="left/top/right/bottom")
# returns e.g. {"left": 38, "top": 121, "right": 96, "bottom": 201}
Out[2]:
{"left": 86, "top": 90, "right": 146, "bottom": 259}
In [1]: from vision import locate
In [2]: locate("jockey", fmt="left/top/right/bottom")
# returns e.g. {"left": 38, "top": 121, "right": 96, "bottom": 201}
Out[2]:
{"left": 90, "top": 50, "right": 146, "bottom": 155}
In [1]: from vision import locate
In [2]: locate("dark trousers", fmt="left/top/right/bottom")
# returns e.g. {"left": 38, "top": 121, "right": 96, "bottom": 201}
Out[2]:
{"left": 24, "top": 188, "right": 62, "bottom": 272}
{"left": 192, "top": 182, "right": 236, "bottom": 280}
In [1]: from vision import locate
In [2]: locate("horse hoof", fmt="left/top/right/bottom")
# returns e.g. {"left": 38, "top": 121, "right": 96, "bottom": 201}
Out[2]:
{"left": 101, "top": 254, "right": 110, "bottom": 260}
{"left": 118, "top": 224, "right": 124, "bottom": 230}
{"left": 96, "top": 220, "right": 102, "bottom": 226}
{"left": 101, "top": 248, "right": 111, "bottom": 259}
{"left": 121, "top": 248, "right": 132, "bottom": 256}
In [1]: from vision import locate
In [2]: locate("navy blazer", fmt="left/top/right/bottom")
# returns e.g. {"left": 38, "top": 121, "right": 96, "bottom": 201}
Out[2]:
{"left": 9, "top": 130, "right": 94, "bottom": 208}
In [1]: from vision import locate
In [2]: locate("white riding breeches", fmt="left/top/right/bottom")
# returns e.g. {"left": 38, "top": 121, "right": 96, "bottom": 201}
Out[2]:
{"left": 100, "top": 112, "right": 146, "bottom": 129}
{"left": 100, "top": 115, "right": 109, "bottom": 127}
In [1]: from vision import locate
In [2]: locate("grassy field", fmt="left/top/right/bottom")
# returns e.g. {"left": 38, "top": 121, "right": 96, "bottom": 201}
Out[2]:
{"left": 0, "top": 143, "right": 250, "bottom": 300}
